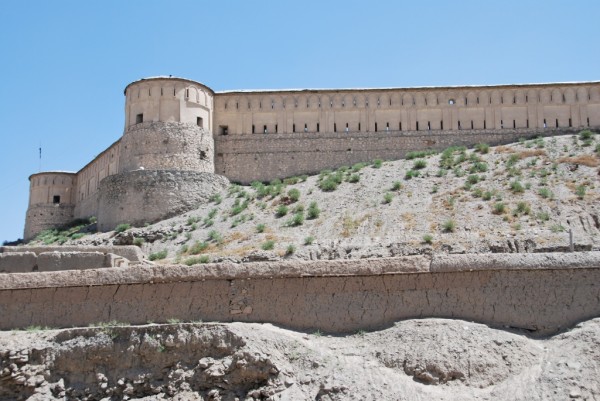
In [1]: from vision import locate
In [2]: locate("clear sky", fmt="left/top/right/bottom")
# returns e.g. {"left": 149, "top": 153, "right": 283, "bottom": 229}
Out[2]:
{"left": 1, "top": 0, "right": 599, "bottom": 243}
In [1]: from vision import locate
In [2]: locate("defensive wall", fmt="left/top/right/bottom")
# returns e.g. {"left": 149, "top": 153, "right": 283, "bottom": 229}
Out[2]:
{"left": 24, "top": 77, "right": 600, "bottom": 238}
{"left": 1, "top": 252, "right": 599, "bottom": 336}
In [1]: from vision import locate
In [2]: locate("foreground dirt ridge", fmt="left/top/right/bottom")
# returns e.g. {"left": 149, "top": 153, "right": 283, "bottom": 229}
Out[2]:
{"left": 1, "top": 318, "right": 599, "bottom": 401}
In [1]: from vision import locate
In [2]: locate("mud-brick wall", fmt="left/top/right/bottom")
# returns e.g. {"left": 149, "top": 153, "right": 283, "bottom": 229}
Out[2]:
{"left": 215, "top": 127, "right": 579, "bottom": 183}
{"left": 1, "top": 253, "right": 599, "bottom": 336}
{"left": 24, "top": 204, "right": 75, "bottom": 239}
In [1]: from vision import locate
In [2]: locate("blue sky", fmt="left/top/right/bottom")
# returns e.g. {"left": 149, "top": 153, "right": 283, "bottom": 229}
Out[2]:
{"left": 1, "top": 0, "right": 599, "bottom": 242}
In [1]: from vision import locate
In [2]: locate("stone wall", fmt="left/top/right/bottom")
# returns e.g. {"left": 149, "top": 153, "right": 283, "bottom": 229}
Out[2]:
{"left": 1, "top": 253, "right": 598, "bottom": 336}
{"left": 215, "top": 127, "right": 579, "bottom": 183}
{"left": 118, "top": 122, "right": 214, "bottom": 173}
{"left": 23, "top": 204, "right": 75, "bottom": 240}
{"left": 97, "top": 170, "right": 229, "bottom": 231}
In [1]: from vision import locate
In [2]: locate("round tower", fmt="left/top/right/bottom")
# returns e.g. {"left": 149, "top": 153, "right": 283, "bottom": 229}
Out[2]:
{"left": 24, "top": 172, "right": 76, "bottom": 240}
{"left": 118, "top": 77, "right": 215, "bottom": 173}
{"left": 96, "top": 77, "right": 228, "bottom": 231}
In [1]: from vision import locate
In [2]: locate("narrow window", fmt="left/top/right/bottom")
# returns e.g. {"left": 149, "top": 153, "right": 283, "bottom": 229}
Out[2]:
{"left": 386, "top": 122, "right": 390, "bottom": 131}
{"left": 316, "top": 123, "right": 320, "bottom": 132}
{"left": 562, "top": 94, "right": 565, "bottom": 103}
{"left": 484, "top": 120, "right": 486, "bottom": 129}
{"left": 161, "top": 88, "right": 163, "bottom": 96}
{"left": 236, "top": 102, "right": 239, "bottom": 109}
{"left": 252, "top": 124, "right": 255, "bottom": 134}
{"left": 555, "top": 119, "right": 559, "bottom": 128}
{"left": 271, "top": 101, "right": 274, "bottom": 109}
{"left": 427, "top": 121, "right": 431, "bottom": 131}
{"left": 333, "top": 123, "right": 336, "bottom": 132}
{"left": 471, "top": 121, "right": 474, "bottom": 130}
{"left": 415, "top": 122, "right": 418, "bottom": 131}
{"left": 465, "top": 97, "right": 467, "bottom": 105}
{"left": 501, "top": 96, "right": 503, "bottom": 104}
{"left": 525, "top": 95, "right": 528, "bottom": 102}
{"left": 477, "top": 97, "right": 479, "bottom": 104}
{"left": 440, "top": 121, "right": 443, "bottom": 130}
{"left": 458, "top": 121, "right": 461, "bottom": 130}
{"left": 149, "top": 88, "right": 151, "bottom": 96}
{"left": 513, "top": 96, "right": 516, "bottom": 104}
{"left": 587, "top": 117, "right": 590, "bottom": 126}
{"left": 293, "top": 123, "right": 296, "bottom": 133}
{"left": 275, "top": 124, "right": 278, "bottom": 133}
{"left": 135, "top": 113, "right": 143, "bottom": 124}
{"left": 259, "top": 101, "right": 262, "bottom": 109}
{"left": 569, "top": 118, "right": 572, "bottom": 127}
{"left": 358, "top": 122, "right": 361, "bottom": 131}
{"left": 53, "top": 195, "right": 60, "bottom": 204}
{"left": 197, "top": 117, "right": 203, "bottom": 128}
{"left": 526, "top": 119, "right": 529, "bottom": 128}
{"left": 264, "top": 125, "right": 268, "bottom": 134}
{"left": 345, "top": 123, "right": 349, "bottom": 132}
{"left": 375, "top": 123, "right": 378, "bottom": 132}
{"left": 304, "top": 124, "right": 308, "bottom": 132}
{"left": 500, "top": 120, "right": 503, "bottom": 129}
{"left": 186, "top": 88, "right": 189, "bottom": 98}
{"left": 399, "top": 122, "right": 402, "bottom": 131}
{"left": 513, "top": 120, "right": 516, "bottom": 129}
{"left": 543, "top": 119, "right": 547, "bottom": 128}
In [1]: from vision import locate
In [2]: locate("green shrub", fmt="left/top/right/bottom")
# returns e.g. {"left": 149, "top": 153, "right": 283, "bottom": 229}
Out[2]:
{"left": 538, "top": 188, "right": 553, "bottom": 199}
{"left": 472, "top": 188, "right": 483, "bottom": 198}
{"left": 276, "top": 205, "right": 289, "bottom": 217}
{"left": 207, "top": 230, "right": 222, "bottom": 243}
{"left": 413, "top": 159, "right": 427, "bottom": 170}
{"left": 256, "top": 223, "right": 266, "bottom": 233}
{"left": 422, "top": 234, "right": 433, "bottom": 244}
{"left": 304, "top": 236, "right": 315, "bottom": 245}
{"left": 551, "top": 224, "right": 565, "bottom": 233}
{"left": 352, "top": 162, "right": 368, "bottom": 172}
{"left": 348, "top": 174, "right": 360, "bottom": 183}
{"left": 470, "top": 162, "right": 488, "bottom": 173}
{"left": 207, "top": 209, "right": 218, "bottom": 219}
{"left": 406, "top": 150, "right": 436, "bottom": 159}
{"left": 404, "top": 170, "right": 419, "bottom": 180}
{"left": 133, "top": 237, "right": 144, "bottom": 247}
{"left": 431, "top": 185, "right": 439, "bottom": 194}
{"left": 231, "top": 200, "right": 248, "bottom": 216}
{"left": 115, "top": 223, "right": 131, "bottom": 233}
{"left": 286, "top": 212, "right": 305, "bottom": 227}
{"left": 514, "top": 201, "right": 531, "bottom": 215}
{"left": 70, "top": 233, "right": 85, "bottom": 240}
{"left": 210, "top": 193, "right": 222, "bottom": 204}
{"left": 372, "top": 159, "right": 383, "bottom": 168}
{"left": 537, "top": 211, "right": 550, "bottom": 221}
{"left": 475, "top": 143, "right": 490, "bottom": 154}
{"left": 283, "top": 176, "right": 300, "bottom": 185}
{"left": 383, "top": 192, "right": 393, "bottom": 204}
{"left": 391, "top": 181, "right": 402, "bottom": 191}
{"left": 307, "top": 202, "right": 321, "bottom": 219}
{"left": 319, "top": 178, "right": 338, "bottom": 191}
{"left": 186, "top": 216, "right": 199, "bottom": 226}
{"left": 287, "top": 188, "right": 301, "bottom": 202}
{"left": 579, "top": 129, "right": 594, "bottom": 140}
{"left": 285, "top": 244, "right": 296, "bottom": 255}
{"left": 184, "top": 255, "right": 209, "bottom": 266}
{"left": 506, "top": 154, "right": 519, "bottom": 167}
{"left": 203, "top": 218, "right": 214, "bottom": 227}
{"left": 467, "top": 174, "right": 481, "bottom": 185}
{"left": 509, "top": 180, "right": 524, "bottom": 193}
{"left": 441, "top": 220, "right": 456, "bottom": 233}
{"left": 493, "top": 202, "right": 506, "bottom": 214}
{"left": 576, "top": 185, "right": 586, "bottom": 199}
{"left": 149, "top": 249, "right": 168, "bottom": 261}
{"left": 482, "top": 191, "right": 493, "bottom": 201}
{"left": 189, "top": 241, "right": 209, "bottom": 255}
{"left": 261, "top": 240, "right": 275, "bottom": 250}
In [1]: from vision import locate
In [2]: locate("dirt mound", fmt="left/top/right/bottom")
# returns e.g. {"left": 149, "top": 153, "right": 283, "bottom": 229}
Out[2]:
{"left": 1, "top": 318, "right": 599, "bottom": 400}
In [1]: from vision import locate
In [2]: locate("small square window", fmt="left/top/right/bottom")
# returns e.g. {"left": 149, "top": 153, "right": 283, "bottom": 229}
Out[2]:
{"left": 197, "top": 117, "right": 203, "bottom": 128}
{"left": 53, "top": 195, "right": 60, "bottom": 204}
{"left": 136, "top": 113, "right": 143, "bottom": 124}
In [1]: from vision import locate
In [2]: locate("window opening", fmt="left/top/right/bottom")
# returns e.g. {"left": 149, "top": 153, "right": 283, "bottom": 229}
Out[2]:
{"left": 53, "top": 195, "right": 60, "bottom": 204}
{"left": 555, "top": 119, "right": 559, "bottom": 128}
{"left": 568, "top": 118, "right": 572, "bottom": 127}
{"left": 252, "top": 125, "right": 255, "bottom": 134}
{"left": 448, "top": 99, "right": 455, "bottom": 105}
{"left": 264, "top": 125, "right": 268, "bottom": 134}
{"left": 304, "top": 124, "right": 308, "bottom": 132}
{"left": 471, "top": 121, "right": 474, "bottom": 130}
{"left": 334, "top": 123, "right": 337, "bottom": 132}
{"left": 271, "top": 101, "right": 274, "bottom": 109}
{"left": 386, "top": 122, "right": 390, "bottom": 131}
{"left": 186, "top": 88, "right": 189, "bottom": 98}
{"left": 197, "top": 117, "right": 203, "bottom": 128}
{"left": 465, "top": 97, "right": 467, "bottom": 105}
{"left": 543, "top": 119, "right": 547, "bottom": 128}
{"left": 161, "top": 88, "right": 163, "bottom": 96}
{"left": 345, "top": 123, "right": 349, "bottom": 133}
{"left": 513, "top": 96, "right": 516, "bottom": 104}
{"left": 316, "top": 123, "right": 320, "bottom": 132}
{"left": 135, "top": 113, "right": 143, "bottom": 124}
{"left": 500, "top": 120, "right": 503, "bottom": 129}
{"left": 440, "top": 121, "right": 443, "bottom": 130}
{"left": 427, "top": 121, "right": 430, "bottom": 131}
{"left": 399, "top": 122, "right": 402, "bottom": 131}
{"left": 477, "top": 97, "right": 479, "bottom": 104}
{"left": 587, "top": 117, "right": 590, "bottom": 126}
{"left": 513, "top": 120, "right": 516, "bottom": 129}
{"left": 358, "top": 122, "right": 361, "bottom": 131}
{"left": 293, "top": 124, "right": 296, "bottom": 133}
{"left": 458, "top": 121, "right": 461, "bottom": 130}
{"left": 562, "top": 94, "right": 565, "bottom": 103}
{"left": 375, "top": 123, "right": 378, "bottom": 132}
{"left": 275, "top": 124, "right": 278, "bottom": 133}
{"left": 526, "top": 119, "right": 529, "bottom": 128}
{"left": 415, "top": 122, "right": 418, "bottom": 131}
{"left": 483, "top": 120, "right": 486, "bottom": 129}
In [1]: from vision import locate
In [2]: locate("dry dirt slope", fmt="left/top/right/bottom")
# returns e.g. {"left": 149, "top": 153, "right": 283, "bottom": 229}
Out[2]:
{"left": 37, "top": 131, "right": 600, "bottom": 264}
{"left": 1, "top": 318, "right": 599, "bottom": 401}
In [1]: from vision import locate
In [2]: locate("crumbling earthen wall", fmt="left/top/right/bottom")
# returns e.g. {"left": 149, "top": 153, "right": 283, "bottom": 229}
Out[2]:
{"left": 1, "top": 253, "right": 598, "bottom": 336}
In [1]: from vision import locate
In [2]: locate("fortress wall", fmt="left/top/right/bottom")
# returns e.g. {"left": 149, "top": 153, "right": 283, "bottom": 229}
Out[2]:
{"left": 118, "top": 122, "right": 214, "bottom": 173}
{"left": 213, "top": 83, "right": 600, "bottom": 136}
{"left": 0, "top": 253, "right": 599, "bottom": 336}
{"left": 96, "top": 170, "right": 229, "bottom": 231}
{"left": 23, "top": 204, "right": 75, "bottom": 240}
{"left": 73, "top": 140, "right": 121, "bottom": 219}
{"left": 215, "top": 127, "right": 577, "bottom": 183}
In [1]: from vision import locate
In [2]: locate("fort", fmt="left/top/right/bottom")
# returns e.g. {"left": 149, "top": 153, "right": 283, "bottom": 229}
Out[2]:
{"left": 24, "top": 76, "right": 600, "bottom": 239}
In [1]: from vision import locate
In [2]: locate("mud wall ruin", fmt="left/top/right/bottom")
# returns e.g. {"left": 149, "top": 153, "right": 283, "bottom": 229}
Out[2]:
{"left": 1, "top": 253, "right": 599, "bottom": 336}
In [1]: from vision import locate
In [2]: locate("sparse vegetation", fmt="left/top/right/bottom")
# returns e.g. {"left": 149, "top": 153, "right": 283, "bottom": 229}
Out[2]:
{"left": 413, "top": 159, "right": 427, "bottom": 170}
{"left": 285, "top": 244, "right": 296, "bottom": 255}
{"left": 576, "top": 185, "right": 586, "bottom": 199}
{"left": 207, "top": 230, "right": 222, "bottom": 243}
{"left": 441, "top": 220, "right": 456, "bottom": 233}
{"left": 133, "top": 237, "right": 144, "bottom": 247}
{"left": 383, "top": 192, "right": 393, "bottom": 204}
{"left": 286, "top": 212, "right": 304, "bottom": 227}
{"left": 115, "top": 223, "right": 131, "bottom": 233}
{"left": 510, "top": 180, "right": 525, "bottom": 193}
{"left": 256, "top": 223, "right": 266, "bottom": 233}
{"left": 422, "top": 234, "right": 433, "bottom": 244}
{"left": 372, "top": 159, "right": 383, "bottom": 168}
{"left": 348, "top": 173, "right": 360, "bottom": 183}
{"left": 538, "top": 188, "right": 553, "bottom": 199}
{"left": 307, "top": 202, "right": 320, "bottom": 219}
{"left": 304, "top": 236, "right": 315, "bottom": 245}
{"left": 493, "top": 202, "right": 506, "bottom": 214}
{"left": 404, "top": 170, "right": 419, "bottom": 180}
{"left": 261, "top": 240, "right": 275, "bottom": 250}
{"left": 149, "top": 249, "right": 168, "bottom": 261}
{"left": 475, "top": 143, "right": 490, "bottom": 154}
{"left": 287, "top": 188, "right": 301, "bottom": 202}
{"left": 276, "top": 205, "right": 289, "bottom": 217}
{"left": 189, "top": 241, "right": 209, "bottom": 255}
{"left": 405, "top": 150, "right": 436, "bottom": 159}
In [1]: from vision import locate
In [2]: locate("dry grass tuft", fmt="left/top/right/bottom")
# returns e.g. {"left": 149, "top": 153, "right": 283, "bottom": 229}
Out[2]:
{"left": 495, "top": 146, "right": 515, "bottom": 154}
{"left": 518, "top": 149, "right": 546, "bottom": 159}
{"left": 557, "top": 155, "right": 599, "bottom": 167}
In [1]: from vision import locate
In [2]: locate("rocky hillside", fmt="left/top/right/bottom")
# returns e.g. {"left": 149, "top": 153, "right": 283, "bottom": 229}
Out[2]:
{"left": 29, "top": 131, "right": 600, "bottom": 265}
{"left": 2, "top": 318, "right": 599, "bottom": 400}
